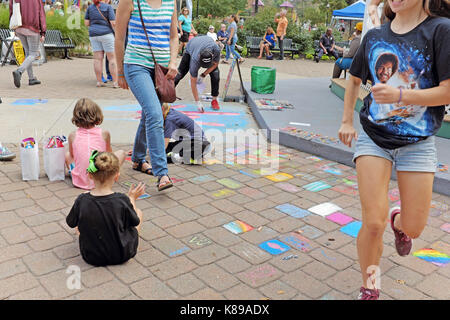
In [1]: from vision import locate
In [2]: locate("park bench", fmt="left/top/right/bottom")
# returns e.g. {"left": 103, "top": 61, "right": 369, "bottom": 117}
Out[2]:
{"left": 0, "top": 29, "right": 75, "bottom": 62}
{"left": 314, "top": 39, "right": 351, "bottom": 77}
{"left": 245, "top": 36, "right": 300, "bottom": 59}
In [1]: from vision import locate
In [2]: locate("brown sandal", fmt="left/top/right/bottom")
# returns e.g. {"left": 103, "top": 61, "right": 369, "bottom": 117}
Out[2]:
{"left": 133, "top": 160, "right": 153, "bottom": 175}
{"left": 157, "top": 175, "right": 173, "bottom": 191}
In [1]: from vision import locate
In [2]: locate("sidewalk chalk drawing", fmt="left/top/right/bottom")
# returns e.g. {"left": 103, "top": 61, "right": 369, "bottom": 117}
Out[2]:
{"left": 295, "top": 173, "right": 317, "bottom": 181}
{"left": 298, "top": 225, "right": 324, "bottom": 240}
{"left": 169, "top": 246, "right": 190, "bottom": 257}
{"left": 324, "top": 176, "right": 341, "bottom": 185}
{"left": 241, "top": 264, "right": 277, "bottom": 286}
{"left": 431, "top": 241, "right": 450, "bottom": 256}
{"left": 279, "top": 233, "right": 312, "bottom": 253}
{"left": 280, "top": 127, "right": 340, "bottom": 145}
{"left": 388, "top": 188, "right": 400, "bottom": 202}
{"left": 413, "top": 249, "right": 450, "bottom": 267}
{"left": 11, "top": 99, "right": 48, "bottom": 106}
{"left": 340, "top": 221, "right": 362, "bottom": 238}
{"left": 332, "top": 185, "right": 358, "bottom": 196}
{"left": 223, "top": 220, "right": 254, "bottom": 234}
{"left": 437, "top": 163, "right": 448, "bottom": 172}
{"left": 276, "top": 204, "right": 311, "bottom": 219}
{"left": 239, "top": 170, "right": 258, "bottom": 178}
{"left": 430, "top": 201, "right": 449, "bottom": 217}
{"left": 276, "top": 183, "right": 300, "bottom": 193}
{"left": 259, "top": 239, "right": 291, "bottom": 255}
{"left": 217, "top": 178, "right": 242, "bottom": 189}
{"left": 104, "top": 103, "right": 252, "bottom": 132}
{"left": 306, "top": 156, "right": 323, "bottom": 162}
{"left": 212, "top": 189, "right": 236, "bottom": 198}
{"left": 191, "top": 175, "right": 215, "bottom": 183}
{"left": 137, "top": 193, "right": 150, "bottom": 200}
{"left": 265, "top": 172, "right": 293, "bottom": 182}
{"left": 303, "top": 181, "right": 331, "bottom": 192}
{"left": 326, "top": 212, "right": 354, "bottom": 226}
{"left": 188, "top": 235, "right": 212, "bottom": 247}
{"left": 308, "top": 202, "right": 342, "bottom": 217}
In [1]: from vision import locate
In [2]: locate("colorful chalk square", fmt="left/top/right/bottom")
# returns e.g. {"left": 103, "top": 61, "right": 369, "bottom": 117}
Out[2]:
{"left": 171, "top": 177, "right": 185, "bottom": 184}
{"left": 324, "top": 167, "right": 342, "bottom": 175}
{"left": 326, "top": 212, "right": 354, "bottom": 226}
{"left": 204, "top": 159, "right": 222, "bottom": 165}
{"left": 12, "top": 98, "right": 48, "bottom": 105}
{"left": 430, "top": 201, "right": 449, "bottom": 217}
{"left": 239, "top": 170, "right": 258, "bottom": 178}
{"left": 212, "top": 189, "right": 236, "bottom": 198}
{"left": 276, "top": 204, "right": 311, "bottom": 218}
{"left": 440, "top": 223, "right": 450, "bottom": 233}
{"left": 259, "top": 239, "right": 291, "bottom": 255}
{"left": 223, "top": 220, "right": 254, "bottom": 234}
{"left": 308, "top": 202, "right": 342, "bottom": 217}
{"left": 413, "top": 248, "right": 450, "bottom": 267}
{"left": 191, "top": 175, "right": 215, "bottom": 183}
{"left": 303, "top": 181, "right": 331, "bottom": 192}
{"left": 276, "top": 183, "right": 300, "bottom": 193}
{"left": 431, "top": 241, "right": 450, "bottom": 256}
{"left": 332, "top": 185, "right": 358, "bottom": 196}
{"left": 217, "top": 178, "right": 242, "bottom": 189}
{"left": 340, "top": 221, "right": 362, "bottom": 238}
{"left": 138, "top": 193, "right": 150, "bottom": 200}
{"left": 298, "top": 225, "right": 324, "bottom": 240}
{"left": 295, "top": 173, "right": 317, "bottom": 181}
{"left": 279, "top": 233, "right": 312, "bottom": 253}
{"left": 306, "top": 156, "right": 323, "bottom": 162}
{"left": 265, "top": 172, "right": 294, "bottom": 182}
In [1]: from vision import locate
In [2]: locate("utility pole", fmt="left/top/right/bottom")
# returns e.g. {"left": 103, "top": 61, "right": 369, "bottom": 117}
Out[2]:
{"left": 254, "top": 0, "right": 258, "bottom": 15}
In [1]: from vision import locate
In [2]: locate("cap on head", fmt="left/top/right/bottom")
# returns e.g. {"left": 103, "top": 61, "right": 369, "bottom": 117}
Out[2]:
{"left": 200, "top": 49, "right": 213, "bottom": 68}
{"left": 209, "top": 25, "right": 215, "bottom": 30}
{"left": 355, "top": 22, "right": 363, "bottom": 31}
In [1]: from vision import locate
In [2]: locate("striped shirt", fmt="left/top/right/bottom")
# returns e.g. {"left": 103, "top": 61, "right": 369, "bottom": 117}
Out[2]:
{"left": 124, "top": 0, "right": 174, "bottom": 69}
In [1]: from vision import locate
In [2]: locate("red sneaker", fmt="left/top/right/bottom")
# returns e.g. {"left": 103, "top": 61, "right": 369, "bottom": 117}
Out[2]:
{"left": 357, "top": 287, "right": 380, "bottom": 300}
{"left": 211, "top": 99, "right": 220, "bottom": 110}
{"left": 390, "top": 207, "right": 412, "bottom": 256}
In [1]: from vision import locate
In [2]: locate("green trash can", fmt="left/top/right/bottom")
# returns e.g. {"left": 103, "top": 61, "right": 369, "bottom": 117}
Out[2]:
{"left": 251, "top": 66, "right": 276, "bottom": 94}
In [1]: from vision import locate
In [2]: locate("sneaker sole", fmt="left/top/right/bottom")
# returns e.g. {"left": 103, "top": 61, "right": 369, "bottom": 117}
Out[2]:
{"left": 0, "top": 154, "right": 16, "bottom": 161}
{"left": 12, "top": 71, "right": 21, "bottom": 88}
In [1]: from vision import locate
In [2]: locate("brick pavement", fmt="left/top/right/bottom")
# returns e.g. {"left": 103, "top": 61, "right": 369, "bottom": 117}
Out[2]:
{"left": 0, "top": 143, "right": 449, "bottom": 300}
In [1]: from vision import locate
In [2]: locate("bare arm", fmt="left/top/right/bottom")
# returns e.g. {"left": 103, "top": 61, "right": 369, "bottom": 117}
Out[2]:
{"left": 68, "top": 131, "right": 76, "bottom": 159}
{"left": 167, "top": 3, "right": 179, "bottom": 79}
{"left": 372, "top": 79, "right": 450, "bottom": 107}
{"left": 201, "top": 62, "right": 218, "bottom": 77}
{"left": 84, "top": 19, "right": 90, "bottom": 27}
{"left": 338, "top": 75, "right": 361, "bottom": 147}
{"left": 114, "top": 0, "right": 133, "bottom": 86}
{"left": 191, "top": 75, "right": 200, "bottom": 101}
{"left": 102, "top": 130, "right": 112, "bottom": 152}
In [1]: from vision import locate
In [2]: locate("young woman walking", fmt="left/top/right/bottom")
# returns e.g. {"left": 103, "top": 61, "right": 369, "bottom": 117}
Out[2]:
{"left": 338, "top": 0, "right": 450, "bottom": 300}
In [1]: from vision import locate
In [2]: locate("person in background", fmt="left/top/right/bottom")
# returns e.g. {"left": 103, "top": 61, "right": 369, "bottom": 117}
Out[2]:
{"left": 44, "top": 0, "right": 52, "bottom": 12}
{"left": 223, "top": 14, "right": 244, "bottom": 64}
{"left": 217, "top": 23, "right": 228, "bottom": 52}
{"left": 10, "top": 0, "right": 46, "bottom": 88}
{"left": 54, "top": 1, "right": 64, "bottom": 16}
{"left": 274, "top": 9, "right": 288, "bottom": 60}
{"left": 175, "top": 35, "right": 221, "bottom": 111}
{"left": 178, "top": 7, "right": 197, "bottom": 55}
{"left": 332, "top": 22, "right": 362, "bottom": 79}
{"left": 85, "top": 0, "right": 119, "bottom": 88}
{"left": 316, "top": 27, "right": 339, "bottom": 63}
{"left": 257, "top": 26, "right": 276, "bottom": 60}
{"left": 207, "top": 25, "right": 217, "bottom": 41}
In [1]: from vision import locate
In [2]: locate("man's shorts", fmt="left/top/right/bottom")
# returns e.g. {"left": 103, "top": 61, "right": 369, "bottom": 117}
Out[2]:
{"left": 353, "top": 130, "right": 437, "bottom": 172}
{"left": 89, "top": 33, "right": 115, "bottom": 53}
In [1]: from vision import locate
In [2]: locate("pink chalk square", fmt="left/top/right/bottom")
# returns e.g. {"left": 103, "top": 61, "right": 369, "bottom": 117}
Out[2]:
{"left": 441, "top": 223, "right": 450, "bottom": 233}
{"left": 326, "top": 212, "right": 354, "bottom": 226}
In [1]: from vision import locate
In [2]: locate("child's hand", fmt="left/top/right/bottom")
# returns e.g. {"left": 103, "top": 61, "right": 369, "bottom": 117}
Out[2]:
{"left": 128, "top": 182, "right": 146, "bottom": 201}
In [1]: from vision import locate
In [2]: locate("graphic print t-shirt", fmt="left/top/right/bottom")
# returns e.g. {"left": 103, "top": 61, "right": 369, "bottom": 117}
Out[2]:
{"left": 350, "top": 17, "right": 450, "bottom": 149}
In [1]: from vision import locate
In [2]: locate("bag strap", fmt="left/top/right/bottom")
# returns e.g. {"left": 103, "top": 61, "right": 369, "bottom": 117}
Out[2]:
{"left": 95, "top": 4, "right": 114, "bottom": 34}
{"left": 136, "top": 0, "right": 157, "bottom": 65}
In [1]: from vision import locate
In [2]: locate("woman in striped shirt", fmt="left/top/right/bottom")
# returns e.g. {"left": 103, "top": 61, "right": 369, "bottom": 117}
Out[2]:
{"left": 115, "top": 0, "right": 178, "bottom": 191}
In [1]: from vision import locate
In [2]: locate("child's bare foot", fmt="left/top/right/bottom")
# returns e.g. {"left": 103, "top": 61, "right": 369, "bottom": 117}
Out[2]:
{"left": 257, "top": 56, "right": 262, "bottom": 59}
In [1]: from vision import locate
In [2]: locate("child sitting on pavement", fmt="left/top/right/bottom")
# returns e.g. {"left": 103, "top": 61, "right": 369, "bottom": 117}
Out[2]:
{"left": 163, "top": 103, "right": 211, "bottom": 165}
{"left": 66, "top": 151, "right": 145, "bottom": 266}
{"left": 65, "top": 98, "right": 125, "bottom": 190}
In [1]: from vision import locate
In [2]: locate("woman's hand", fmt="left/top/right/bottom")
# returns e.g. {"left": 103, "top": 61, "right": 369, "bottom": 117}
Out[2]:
{"left": 372, "top": 83, "right": 401, "bottom": 104}
{"left": 227, "top": 39, "right": 231, "bottom": 45}
{"left": 40, "top": 36, "right": 45, "bottom": 43}
{"left": 118, "top": 75, "right": 128, "bottom": 89}
{"left": 128, "top": 182, "right": 146, "bottom": 201}
{"left": 166, "top": 62, "right": 178, "bottom": 80}
{"left": 338, "top": 122, "right": 358, "bottom": 147}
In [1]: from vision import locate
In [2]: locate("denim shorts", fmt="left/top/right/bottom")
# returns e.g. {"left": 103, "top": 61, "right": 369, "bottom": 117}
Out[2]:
{"left": 90, "top": 33, "right": 115, "bottom": 53}
{"left": 353, "top": 130, "right": 437, "bottom": 172}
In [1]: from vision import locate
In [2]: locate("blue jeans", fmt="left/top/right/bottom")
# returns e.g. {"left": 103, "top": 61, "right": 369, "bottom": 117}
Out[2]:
{"left": 225, "top": 38, "right": 241, "bottom": 60}
{"left": 124, "top": 63, "right": 168, "bottom": 177}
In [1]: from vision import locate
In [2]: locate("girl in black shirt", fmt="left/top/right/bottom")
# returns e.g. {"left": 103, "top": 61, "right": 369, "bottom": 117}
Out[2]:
{"left": 67, "top": 151, "right": 146, "bottom": 266}
{"left": 338, "top": 0, "right": 450, "bottom": 300}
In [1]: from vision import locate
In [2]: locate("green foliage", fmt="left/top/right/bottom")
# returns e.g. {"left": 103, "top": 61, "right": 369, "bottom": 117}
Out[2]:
{"left": 303, "top": 6, "right": 326, "bottom": 26}
{"left": 305, "top": 53, "right": 314, "bottom": 59}
{"left": 191, "top": 0, "right": 247, "bottom": 18}
{"left": 313, "top": 0, "right": 348, "bottom": 23}
{"left": 192, "top": 17, "right": 223, "bottom": 35}
{"left": 0, "top": 5, "right": 9, "bottom": 28}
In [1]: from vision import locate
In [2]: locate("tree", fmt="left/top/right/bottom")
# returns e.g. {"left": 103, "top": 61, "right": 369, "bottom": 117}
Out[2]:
{"left": 313, "top": 0, "right": 347, "bottom": 24}
{"left": 191, "top": 0, "right": 247, "bottom": 18}
{"left": 303, "top": 6, "right": 326, "bottom": 25}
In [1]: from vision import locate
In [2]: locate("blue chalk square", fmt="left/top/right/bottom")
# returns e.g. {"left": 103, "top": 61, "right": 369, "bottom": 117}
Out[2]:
{"left": 276, "top": 204, "right": 311, "bottom": 218}
{"left": 340, "top": 221, "right": 362, "bottom": 238}
{"left": 259, "top": 239, "right": 291, "bottom": 255}
{"left": 298, "top": 225, "right": 324, "bottom": 240}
